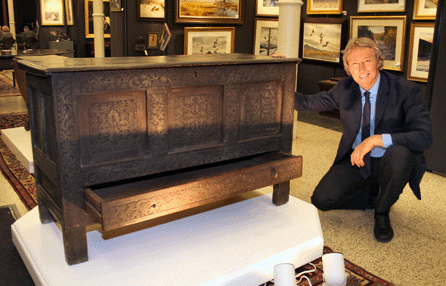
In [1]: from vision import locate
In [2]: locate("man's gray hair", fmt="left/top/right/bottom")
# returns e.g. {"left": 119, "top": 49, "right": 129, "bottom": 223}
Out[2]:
{"left": 342, "top": 37, "right": 384, "bottom": 75}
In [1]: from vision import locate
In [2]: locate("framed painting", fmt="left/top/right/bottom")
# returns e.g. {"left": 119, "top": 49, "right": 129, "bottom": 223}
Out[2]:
{"left": 253, "top": 18, "right": 278, "bottom": 55}
{"left": 302, "top": 18, "right": 347, "bottom": 63}
{"left": 65, "top": 0, "right": 74, "bottom": 25}
{"left": 184, "top": 27, "right": 235, "bottom": 55}
{"left": 159, "top": 23, "right": 172, "bottom": 51}
{"left": 256, "top": 0, "right": 279, "bottom": 17}
{"left": 148, "top": 32, "right": 160, "bottom": 49}
{"left": 357, "top": 0, "right": 405, "bottom": 12}
{"left": 350, "top": 16, "right": 406, "bottom": 71}
{"left": 307, "top": 0, "right": 343, "bottom": 14}
{"left": 137, "top": 0, "right": 165, "bottom": 20}
{"left": 85, "top": 0, "right": 111, "bottom": 38}
{"left": 413, "top": 0, "right": 437, "bottom": 20}
{"left": 40, "top": 0, "right": 65, "bottom": 25}
{"left": 407, "top": 22, "right": 435, "bottom": 82}
{"left": 176, "top": 0, "right": 243, "bottom": 24}
{"left": 111, "top": 0, "right": 122, "bottom": 12}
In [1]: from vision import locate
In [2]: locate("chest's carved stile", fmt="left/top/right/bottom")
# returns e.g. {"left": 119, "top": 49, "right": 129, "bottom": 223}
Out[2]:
{"left": 19, "top": 54, "right": 302, "bottom": 265}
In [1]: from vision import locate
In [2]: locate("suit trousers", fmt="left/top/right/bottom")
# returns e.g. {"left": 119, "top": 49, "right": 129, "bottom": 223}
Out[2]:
{"left": 311, "top": 145, "right": 416, "bottom": 213}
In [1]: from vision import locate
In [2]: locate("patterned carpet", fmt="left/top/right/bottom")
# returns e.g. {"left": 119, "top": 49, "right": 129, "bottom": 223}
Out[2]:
{"left": 0, "top": 114, "right": 36, "bottom": 210}
{"left": 264, "top": 246, "right": 394, "bottom": 286}
{"left": 0, "top": 73, "right": 20, "bottom": 97}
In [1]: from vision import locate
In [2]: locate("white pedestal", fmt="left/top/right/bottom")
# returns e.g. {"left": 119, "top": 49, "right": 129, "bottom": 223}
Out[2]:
{"left": 277, "top": 0, "right": 304, "bottom": 58}
{"left": 1, "top": 127, "right": 33, "bottom": 173}
{"left": 12, "top": 194, "right": 323, "bottom": 286}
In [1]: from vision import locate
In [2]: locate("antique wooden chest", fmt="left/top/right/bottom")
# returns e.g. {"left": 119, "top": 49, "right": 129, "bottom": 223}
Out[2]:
{"left": 18, "top": 53, "right": 302, "bottom": 265}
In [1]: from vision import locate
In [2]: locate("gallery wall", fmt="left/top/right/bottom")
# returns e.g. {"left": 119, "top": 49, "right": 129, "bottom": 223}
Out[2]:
{"left": 31, "top": 0, "right": 436, "bottom": 97}
{"left": 296, "top": 0, "right": 434, "bottom": 96}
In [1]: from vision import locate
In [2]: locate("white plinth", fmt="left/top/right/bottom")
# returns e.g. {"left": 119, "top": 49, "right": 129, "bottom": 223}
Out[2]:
{"left": 1, "top": 127, "right": 33, "bottom": 173}
{"left": 12, "top": 193, "right": 323, "bottom": 286}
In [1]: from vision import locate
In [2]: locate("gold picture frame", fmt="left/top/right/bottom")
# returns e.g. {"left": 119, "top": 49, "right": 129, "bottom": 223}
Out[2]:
{"left": 184, "top": 27, "right": 235, "bottom": 55}
{"left": 85, "top": 0, "right": 111, "bottom": 38}
{"left": 350, "top": 16, "right": 406, "bottom": 71}
{"left": 176, "top": 0, "right": 243, "bottom": 24}
{"left": 307, "top": 0, "right": 343, "bottom": 14}
{"left": 357, "top": 0, "right": 405, "bottom": 12}
{"left": 148, "top": 32, "right": 160, "bottom": 49}
{"left": 407, "top": 22, "right": 435, "bottom": 82}
{"left": 255, "top": 0, "right": 279, "bottom": 17}
{"left": 413, "top": 0, "right": 437, "bottom": 20}
{"left": 40, "top": 0, "right": 65, "bottom": 25}
{"left": 65, "top": 0, "right": 74, "bottom": 25}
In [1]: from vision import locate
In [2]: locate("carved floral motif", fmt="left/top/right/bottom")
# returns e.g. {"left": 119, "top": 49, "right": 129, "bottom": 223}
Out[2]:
{"left": 88, "top": 99, "right": 141, "bottom": 156}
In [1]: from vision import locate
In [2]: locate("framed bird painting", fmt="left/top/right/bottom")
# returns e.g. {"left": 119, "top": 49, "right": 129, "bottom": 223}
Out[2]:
{"left": 183, "top": 27, "right": 235, "bottom": 55}
{"left": 253, "top": 18, "right": 278, "bottom": 55}
{"left": 302, "top": 18, "right": 348, "bottom": 64}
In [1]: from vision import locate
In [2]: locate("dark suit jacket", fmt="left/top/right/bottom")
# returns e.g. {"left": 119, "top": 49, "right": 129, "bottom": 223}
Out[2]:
{"left": 295, "top": 70, "right": 433, "bottom": 199}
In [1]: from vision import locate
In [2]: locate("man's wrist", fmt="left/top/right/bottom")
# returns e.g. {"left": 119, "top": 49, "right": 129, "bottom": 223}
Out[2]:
{"left": 371, "top": 135, "right": 384, "bottom": 147}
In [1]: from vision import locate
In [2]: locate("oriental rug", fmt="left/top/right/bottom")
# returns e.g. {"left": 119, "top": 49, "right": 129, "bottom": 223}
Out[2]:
{"left": 0, "top": 73, "right": 20, "bottom": 97}
{"left": 263, "top": 246, "right": 394, "bottom": 286}
{"left": 0, "top": 114, "right": 36, "bottom": 210}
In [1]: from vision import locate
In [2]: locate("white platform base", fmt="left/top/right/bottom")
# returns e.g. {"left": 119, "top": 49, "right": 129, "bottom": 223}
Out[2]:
{"left": 1, "top": 127, "right": 33, "bottom": 173}
{"left": 12, "top": 193, "right": 323, "bottom": 286}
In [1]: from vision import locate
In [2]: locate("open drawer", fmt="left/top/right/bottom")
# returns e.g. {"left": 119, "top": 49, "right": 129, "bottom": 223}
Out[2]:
{"left": 84, "top": 152, "right": 302, "bottom": 231}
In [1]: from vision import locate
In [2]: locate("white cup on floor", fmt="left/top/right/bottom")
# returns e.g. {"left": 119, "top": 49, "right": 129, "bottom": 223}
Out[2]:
{"left": 274, "top": 263, "right": 296, "bottom": 286}
{"left": 322, "top": 253, "right": 347, "bottom": 286}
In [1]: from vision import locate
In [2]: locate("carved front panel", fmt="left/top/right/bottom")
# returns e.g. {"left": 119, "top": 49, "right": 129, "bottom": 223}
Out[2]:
{"left": 78, "top": 90, "right": 148, "bottom": 166}
{"left": 167, "top": 85, "right": 223, "bottom": 152}
{"left": 76, "top": 64, "right": 294, "bottom": 185}
{"left": 239, "top": 81, "right": 283, "bottom": 141}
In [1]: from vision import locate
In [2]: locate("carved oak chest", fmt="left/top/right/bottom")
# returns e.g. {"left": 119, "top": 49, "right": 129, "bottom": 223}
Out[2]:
{"left": 18, "top": 54, "right": 302, "bottom": 265}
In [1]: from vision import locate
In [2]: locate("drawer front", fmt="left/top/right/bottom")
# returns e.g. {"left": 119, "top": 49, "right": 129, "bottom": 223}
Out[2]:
{"left": 85, "top": 153, "right": 302, "bottom": 231}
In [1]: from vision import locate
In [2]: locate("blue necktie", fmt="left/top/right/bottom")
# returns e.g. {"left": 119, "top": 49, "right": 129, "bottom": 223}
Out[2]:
{"left": 360, "top": 91, "right": 371, "bottom": 179}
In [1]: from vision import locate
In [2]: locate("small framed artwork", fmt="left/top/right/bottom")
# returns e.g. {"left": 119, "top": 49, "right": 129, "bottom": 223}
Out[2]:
{"left": 40, "top": 0, "right": 65, "bottom": 25}
{"left": 110, "top": 0, "right": 122, "bottom": 12}
{"left": 350, "top": 16, "right": 406, "bottom": 71}
{"left": 159, "top": 23, "right": 172, "bottom": 51}
{"left": 253, "top": 18, "right": 278, "bottom": 55}
{"left": 407, "top": 22, "right": 435, "bottom": 82}
{"left": 358, "top": 0, "right": 405, "bottom": 12}
{"left": 184, "top": 27, "right": 235, "bottom": 55}
{"left": 256, "top": 0, "right": 279, "bottom": 17}
{"left": 307, "top": 0, "right": 343, "bottom": 14}
{"left": 137, "top": 0, "right": 165, "bottom": 20}
{"left": 176, "top": 0, "right": 243, "bottom": 24}
{"left": 302, "top": 18, "right": 347, "bottom": 63}
{"left": 65, "top": 0, "right": 74, "bottom": 25}
{"left": 148, "top": 32, "right": 160, "bottom": 49}
{"left": 413, "top": 0, "right": 437, "bottom": 20}
{"left": 85, "top": 0, "right": 111, "bottom": 38}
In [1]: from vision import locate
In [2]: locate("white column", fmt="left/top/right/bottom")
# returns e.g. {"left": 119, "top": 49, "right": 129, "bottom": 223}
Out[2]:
{"left": 277, "top": 0, "right": 304, "bottom": 58}
{"left": 93, "top": 0, "right": 105, "bottom": 58}
{"left": 277, "top": 0, "right": 303, "bottom": 140}
{"left": 7, "top": 0, "right": 16, "bottom": 41}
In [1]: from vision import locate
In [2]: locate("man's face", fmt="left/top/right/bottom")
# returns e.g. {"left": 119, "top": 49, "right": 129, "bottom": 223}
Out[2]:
{"left": 346, "top": 47, "right": 381, "bottom": 91}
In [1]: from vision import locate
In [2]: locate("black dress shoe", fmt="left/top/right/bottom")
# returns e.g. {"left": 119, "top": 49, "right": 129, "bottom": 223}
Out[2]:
{"left": 374, "top": 215, "right": 394, "bottom": 242}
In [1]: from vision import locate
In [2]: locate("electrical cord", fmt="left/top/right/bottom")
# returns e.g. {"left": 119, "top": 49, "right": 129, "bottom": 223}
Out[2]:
{"left": 295, "top": 263, "right": 316, "bottom": 286}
